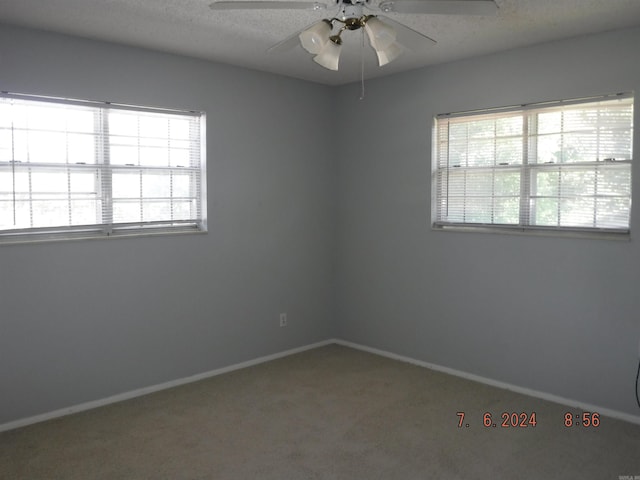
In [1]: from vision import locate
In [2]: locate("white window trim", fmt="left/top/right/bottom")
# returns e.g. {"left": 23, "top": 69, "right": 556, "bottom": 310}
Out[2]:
{"left": 0, "top": 92, "right": 207, "bottom": 245}
{"left": 431, "top": 93, "right": 634, "bottom": 239}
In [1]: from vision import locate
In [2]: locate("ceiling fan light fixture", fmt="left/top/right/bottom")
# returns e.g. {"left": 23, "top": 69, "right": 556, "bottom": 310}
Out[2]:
{"left": 299, "top": 19, "right": 333, "bottom": 54}
{"left": 374, "top": 40, "right": 403, "bottom": 66}
{"left": 313, "top": 36, "right": 342, "bottom": 71}
{"left": 364, "top": 16, "right": 396, "bottom": 49}
{"left": 364, "top": 17, "right": 402, "bottom": 67}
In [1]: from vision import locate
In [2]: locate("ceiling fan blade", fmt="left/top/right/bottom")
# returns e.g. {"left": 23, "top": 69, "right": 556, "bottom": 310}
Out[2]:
{"left": 267, "top": 22, "right": 314, "bottom": 53}
{"left": 377, "top": 0, "right": 497, "bottom": 15}
{"left": 377, "top": 15, "right": 436, "bottom": 51}
{"left": 210, "top": 1, "right": 327, "bottom": 10}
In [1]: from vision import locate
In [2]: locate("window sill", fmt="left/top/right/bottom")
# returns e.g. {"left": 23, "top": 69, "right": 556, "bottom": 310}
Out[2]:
{"left": 0, "top": 227, "right": 207, "bottom": 247}
{"left": 431, "top": 224, "right": 630, "bottom": 242}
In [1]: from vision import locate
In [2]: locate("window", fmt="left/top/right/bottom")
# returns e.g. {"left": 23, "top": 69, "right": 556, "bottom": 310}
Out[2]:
{"left": 433, "top": 94, "right": 633, "bottom": 236}
{"left": 0, "top": 93, "right": 206, "bottom": 243}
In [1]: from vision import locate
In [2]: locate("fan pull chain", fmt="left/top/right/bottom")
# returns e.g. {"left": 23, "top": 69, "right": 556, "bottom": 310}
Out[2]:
{"left": 359, "top": 28, "right": 365, "bottom": 100}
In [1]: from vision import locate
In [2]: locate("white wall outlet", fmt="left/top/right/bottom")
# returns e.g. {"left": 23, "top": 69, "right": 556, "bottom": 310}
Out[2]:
{"left": 279, "top": 313, "right": 287, "bottom": 327}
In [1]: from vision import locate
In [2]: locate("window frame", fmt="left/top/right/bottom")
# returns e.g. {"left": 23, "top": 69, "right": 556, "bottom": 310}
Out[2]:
{"left": 0, "top": 92, "right": 207, "bottom": 245}
{"left": 431, "top": 93, "right": 634, "bottom": 239}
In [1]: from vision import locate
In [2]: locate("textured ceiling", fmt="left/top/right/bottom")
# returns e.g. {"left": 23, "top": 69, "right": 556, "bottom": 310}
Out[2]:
{"left": 1, "top": 0, "right": 640, "bottom": 85}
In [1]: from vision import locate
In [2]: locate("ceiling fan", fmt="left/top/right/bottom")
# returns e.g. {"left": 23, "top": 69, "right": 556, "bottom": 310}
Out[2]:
{"left": 210, "top": 0, "right": 498, "bottom": 71}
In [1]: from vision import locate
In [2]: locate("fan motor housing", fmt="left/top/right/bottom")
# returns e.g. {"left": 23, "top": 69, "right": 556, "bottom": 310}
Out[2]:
{"left": 337, "top": 0, "right": 372, "bottom": 5}
{"left": 337, "top": 0, "right": 371, "bottom": 22}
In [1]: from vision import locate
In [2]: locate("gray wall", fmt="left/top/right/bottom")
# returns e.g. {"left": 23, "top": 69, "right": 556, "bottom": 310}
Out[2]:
{"left": 2, "top": 22, "right": 640, "bottom": 426}
{"left": 335, "top": 27, "right": 640, "bottom": 416}
{"left": 0, "top": 25, "right": 337, "bottom": 424}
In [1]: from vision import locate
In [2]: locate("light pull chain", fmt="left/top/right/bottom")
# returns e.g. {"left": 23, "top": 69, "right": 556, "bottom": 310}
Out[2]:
{"left": 359, "top": 28, "right": 365, "bottom": 100}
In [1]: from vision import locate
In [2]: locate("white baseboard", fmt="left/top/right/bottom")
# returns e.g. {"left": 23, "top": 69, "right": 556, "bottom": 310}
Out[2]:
{"left": 0, "top": 339, "right": 334, "bottom": 433}
{"left": 3, "top": 337, "right": 639, "bottom": 432}
{"left": 333, "top": 339, "right": 640, "bottom": 426}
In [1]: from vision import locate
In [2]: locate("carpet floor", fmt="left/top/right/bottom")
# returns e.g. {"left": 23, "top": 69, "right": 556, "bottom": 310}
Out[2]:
{"left": 1, "top": 344, "right": 639, "bottom": 479}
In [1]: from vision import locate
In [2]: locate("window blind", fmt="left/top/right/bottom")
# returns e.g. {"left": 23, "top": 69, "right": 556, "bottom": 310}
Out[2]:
{"left": 0, "top": 93, "right": 206, "bottom": 243}
{"left": 433, "top": 94, "right": 633, "bottom": 235}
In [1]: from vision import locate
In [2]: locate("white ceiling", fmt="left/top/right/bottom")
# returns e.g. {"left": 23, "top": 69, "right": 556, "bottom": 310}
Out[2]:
{"left": 1, "top": 0, "right": 640, "bottom": 85}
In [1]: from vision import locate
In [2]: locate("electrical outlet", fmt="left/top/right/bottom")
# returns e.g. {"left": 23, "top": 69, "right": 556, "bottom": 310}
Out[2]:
{"left": 279, "top": 313, "right": 287, "bottom": 327}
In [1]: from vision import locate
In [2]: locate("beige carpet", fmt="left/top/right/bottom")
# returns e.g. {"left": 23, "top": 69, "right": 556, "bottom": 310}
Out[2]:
{"left": 1, "top": 344, "right": 639, "bottom": 479}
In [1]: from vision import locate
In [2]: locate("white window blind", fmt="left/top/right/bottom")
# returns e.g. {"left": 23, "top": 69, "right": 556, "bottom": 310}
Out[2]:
{"left": 433, "top": 94, "right": 634, "bottom": 235}
{"left": 0, "top": 93, "right": 206, "bottom": 243}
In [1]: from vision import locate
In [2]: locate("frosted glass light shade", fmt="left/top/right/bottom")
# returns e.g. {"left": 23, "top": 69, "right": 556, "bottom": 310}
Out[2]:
{"left": 375, "top": 41, "right": 403, "bottom": 66}
{"left": 313, "top": 40, "right": 342, "bottom": 70}
{"left": 364, "top": 17, "right": 396, "bottom": 49}
{"left": 299, "top": 20, "right": 331, "bottom": 54}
